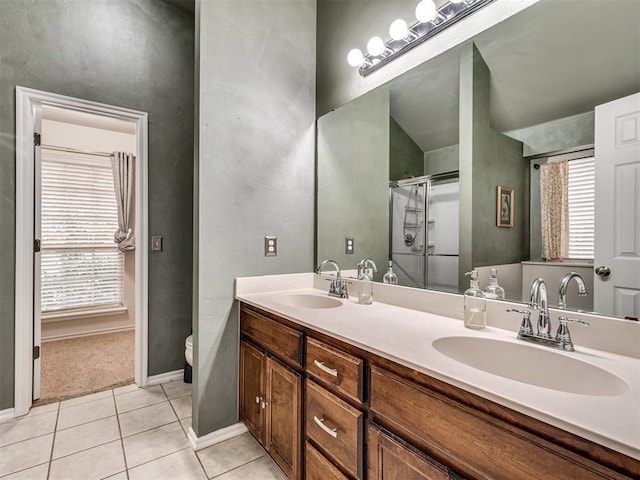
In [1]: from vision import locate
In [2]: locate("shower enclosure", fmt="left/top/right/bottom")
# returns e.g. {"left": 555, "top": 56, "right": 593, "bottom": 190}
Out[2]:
{"left": 389, "top": 172, "right": 460, "bottom": 291}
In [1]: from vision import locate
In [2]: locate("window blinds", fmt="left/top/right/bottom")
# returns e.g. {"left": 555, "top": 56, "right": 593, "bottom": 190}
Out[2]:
{"left": 567, "top": 157, "right": 595, "bottom": 259}
{"left": 41, "top": 151, "right": 124, "bottom": 313}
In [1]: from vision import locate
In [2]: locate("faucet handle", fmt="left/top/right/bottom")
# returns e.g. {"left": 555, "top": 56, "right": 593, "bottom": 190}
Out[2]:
{"left": 556, "top": 317, "right": 589, "bottom": 351}
{"left": 506, "top": 308, "right": 533, "bottom": 336}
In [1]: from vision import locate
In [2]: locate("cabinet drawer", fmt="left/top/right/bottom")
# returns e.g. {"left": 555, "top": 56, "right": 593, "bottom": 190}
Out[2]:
{"left": 370, "top": 366, "right": 622, "bottom": 480}
{"left": 306, "top": 380, "right": 364, "bottom": 480}
{"left": 305, "top": 442, "right": 349, "bottom": 480}
{"left": 241, "top": 307, "right": 303, "bottom": 368}
{"left": 306, "top": 337, "right": 363, "bottom": 404}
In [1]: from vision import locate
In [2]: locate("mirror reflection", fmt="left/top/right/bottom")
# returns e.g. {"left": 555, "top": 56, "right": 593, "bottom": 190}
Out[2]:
{"left": 316, "top": 0, "right": 640, "bottom": 320}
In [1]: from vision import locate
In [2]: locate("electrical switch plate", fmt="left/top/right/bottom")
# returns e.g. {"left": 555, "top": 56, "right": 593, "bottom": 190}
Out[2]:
{"left": 151, "top": 236, "right": 163, "bottom": 251}
{"left": 264, "top": 236, "right": 277, "bottom": 257}
{"left": 345, "top": 237, "right": 354, "bottom": 254}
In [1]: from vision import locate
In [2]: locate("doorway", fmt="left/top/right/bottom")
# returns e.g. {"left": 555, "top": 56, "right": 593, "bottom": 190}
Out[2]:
{"left": 15, "top": 87, "right": 149, "bottom": 415}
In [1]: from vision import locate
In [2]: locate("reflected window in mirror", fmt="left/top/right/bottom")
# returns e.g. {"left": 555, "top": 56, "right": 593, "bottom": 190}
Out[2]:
{"left": 537, "top": 149, "right": 594, "bottom": 262}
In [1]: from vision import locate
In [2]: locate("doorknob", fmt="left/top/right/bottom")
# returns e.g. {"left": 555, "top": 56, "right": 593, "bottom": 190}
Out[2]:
{"left": 595, "top": 266, "right": 611, "bottom": 277}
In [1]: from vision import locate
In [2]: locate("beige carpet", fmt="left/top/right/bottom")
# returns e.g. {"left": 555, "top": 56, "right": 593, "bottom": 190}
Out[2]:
{"left": 35, "top": 330, "right": 135, "bottom": 406}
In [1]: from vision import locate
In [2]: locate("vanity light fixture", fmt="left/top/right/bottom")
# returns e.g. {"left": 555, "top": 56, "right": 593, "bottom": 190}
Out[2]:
{"left": 349, "top": 0, "right": 495, "bottom": 77}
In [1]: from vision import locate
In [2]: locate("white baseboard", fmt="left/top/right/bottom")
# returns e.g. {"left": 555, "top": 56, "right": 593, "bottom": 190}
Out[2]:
{"left": 42, "top": 325, "right": 134, "bottom": 343}
{"left": 0, "top": 408, "right": 16, "bottom": 423}
{"left": 188, "top": 422, "right": 248, "bottom": 451}
{"left": 147, "top": 369, "right": 184, "bottom": 386}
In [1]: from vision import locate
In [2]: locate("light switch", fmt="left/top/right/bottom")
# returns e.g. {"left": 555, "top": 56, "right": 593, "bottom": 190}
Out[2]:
{"left": 265, "top": 236, "right": 277, "bottom": 257}
{"left": 151, "top": 236, "right": 163, "bottom": 252}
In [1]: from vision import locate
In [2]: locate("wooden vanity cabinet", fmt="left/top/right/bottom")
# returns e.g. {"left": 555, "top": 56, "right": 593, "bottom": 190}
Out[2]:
{"left": 239, "top": 306, "right": 303, "bottom": 480}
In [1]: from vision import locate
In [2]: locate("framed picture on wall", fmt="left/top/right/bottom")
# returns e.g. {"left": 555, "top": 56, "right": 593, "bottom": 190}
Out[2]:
{"left": 497, "top": 186, "right": 514, "bottom": 227}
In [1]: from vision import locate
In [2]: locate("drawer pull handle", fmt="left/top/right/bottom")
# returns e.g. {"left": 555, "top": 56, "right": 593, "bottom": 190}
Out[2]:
{"left": 314, "top": 360, "right": 338, "bottom": 377}
{"left": 313, "top": 415, "right": 338, "bottom": 438}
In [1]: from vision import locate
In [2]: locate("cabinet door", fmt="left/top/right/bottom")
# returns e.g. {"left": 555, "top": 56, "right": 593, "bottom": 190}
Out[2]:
{"left": 239, "top": 340, "right": 264, "bottom": 442}
{"left": 265, "top": 356, "right": 302, "bottom": 480}
{"left": 368, "top": 423, "right": 449, "bottom": 480}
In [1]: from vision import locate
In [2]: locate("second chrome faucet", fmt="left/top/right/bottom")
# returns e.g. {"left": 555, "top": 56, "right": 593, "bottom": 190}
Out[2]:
{"left": 316, "top": 259, "right": 349, "bottom": 299}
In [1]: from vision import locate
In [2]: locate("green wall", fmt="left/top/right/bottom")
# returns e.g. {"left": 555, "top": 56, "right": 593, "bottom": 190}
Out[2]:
{"left": 459, "top": 43, "right": 528, "bottom": 288}
{"left": 389, "top": 117, "right": 424, "bottom": 181}
{"left": 317, "top": 89, "right": 390, "bottom": 280}
{"left": 0, "top": 0, "right": 194, "bottom": 409}
{"left": 424, "top": 144, "right": 460, "bottom": 176}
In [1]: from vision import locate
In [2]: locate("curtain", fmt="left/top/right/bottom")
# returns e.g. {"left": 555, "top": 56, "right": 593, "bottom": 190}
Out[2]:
{"left": 540, "top": 161, "right": 568, "bottom": 260}
{"left": 111, "top": 152, "right": 135, "bottom": 252}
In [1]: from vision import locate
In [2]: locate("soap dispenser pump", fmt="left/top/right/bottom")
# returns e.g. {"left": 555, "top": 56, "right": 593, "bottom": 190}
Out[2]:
{"left": 357, "top": 258, "right": 377, "bottom": 305}
{"left": 485, "top": 268, "right": 505, "bottom": 300}
{"left": 382, "top": 261, "right": 398, "bottom": 285}
{"left": 464, "top": 270, "right": 486, "bottom": 330}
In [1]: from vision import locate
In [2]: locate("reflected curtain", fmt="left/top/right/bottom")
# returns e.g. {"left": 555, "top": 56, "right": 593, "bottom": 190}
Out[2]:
{"left": 540, "top": 161, "right": 568, "bottom": 259}
{"left": 111, "top": 152, "right": 135, "bottom": 252}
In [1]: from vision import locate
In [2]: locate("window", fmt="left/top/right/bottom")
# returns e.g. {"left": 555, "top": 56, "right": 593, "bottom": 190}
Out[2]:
{"left": 567, "top": 157, "right": 595, "bottom": 259}
{"left": 40, "top": 150, "right": 124, "bottom": 314}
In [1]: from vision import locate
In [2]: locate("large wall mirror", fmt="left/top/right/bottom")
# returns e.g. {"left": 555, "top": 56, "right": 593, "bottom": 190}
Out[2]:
{"left": 317, "top": 0, "right": 640, "bottom": 320}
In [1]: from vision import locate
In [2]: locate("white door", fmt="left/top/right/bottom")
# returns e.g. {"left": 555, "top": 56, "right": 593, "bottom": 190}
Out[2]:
{"left": 594, "top": 92, "right": 640, "bottom": 319}
{"left": 33, "top": 105, "right": 42, "bottom": 400}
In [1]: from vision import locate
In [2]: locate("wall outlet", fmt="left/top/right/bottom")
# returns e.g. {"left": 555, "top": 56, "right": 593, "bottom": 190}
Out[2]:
{"left": 264, "top": 236, "right": 277, "bottom": 257}
{"left": 151, "top": 236, "right": 163, "bottom": 251}
{"left": 345, "top": 237, "right": 354, "bottom": 254}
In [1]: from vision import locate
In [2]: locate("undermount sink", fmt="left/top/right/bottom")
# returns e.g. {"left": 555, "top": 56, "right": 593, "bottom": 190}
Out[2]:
{"left": 432, "top": 336, "right": 629, "bottom": 397}
{"left": 274, "top": 293, "right": 342, "bottom": 309}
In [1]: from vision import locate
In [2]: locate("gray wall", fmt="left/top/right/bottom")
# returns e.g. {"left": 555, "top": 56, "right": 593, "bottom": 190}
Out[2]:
{"left": 504, "top": 111, "right": 595, "bottom": 157}
{"left": 389, "top": 117, "right": 424, "bottom": 181}
{"left": 317, "top": 89, "right": 390, "bottom": 280}
{"left": 195, "top": 0, "right": 316, "bottom": 436}
{"left": 424, "top": 144, "right": 459, "bottom": 176}
{"left": 459, "top": 43, "right": 527, "bottom": 288}
{"left": 0, "top": 0, "right": 194, "bottom": 409}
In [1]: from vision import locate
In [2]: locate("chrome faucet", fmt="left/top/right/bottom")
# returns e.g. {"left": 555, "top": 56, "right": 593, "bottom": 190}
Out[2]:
{"left": 506, "top": 277, "right": 590, "bottom": 352}
{"left": 558, "top": 272, "right": 588, "bottom": 309}
{"left": 316, "top": 260, "right": 348, "bottom": 299}
{"left": 357, "top": 258, "right": 377, "bottom": 279}
{"left": 529, "top": 277, "right": 551, "bottom": 338}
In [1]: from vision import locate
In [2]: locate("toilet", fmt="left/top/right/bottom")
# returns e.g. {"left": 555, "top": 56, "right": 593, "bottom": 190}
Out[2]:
{"left": 184, "top": 335, "right": 193, "bottom": 383}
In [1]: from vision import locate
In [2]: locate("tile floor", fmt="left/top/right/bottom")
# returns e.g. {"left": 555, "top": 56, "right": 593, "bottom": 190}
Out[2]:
{"left": 0, "top": 381, "right": 286, "bottom": 480}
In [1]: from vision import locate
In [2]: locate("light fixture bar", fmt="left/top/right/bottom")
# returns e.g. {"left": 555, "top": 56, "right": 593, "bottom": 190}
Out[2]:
{"left": 357, "top": 0, "right": 496, "bottom": 77}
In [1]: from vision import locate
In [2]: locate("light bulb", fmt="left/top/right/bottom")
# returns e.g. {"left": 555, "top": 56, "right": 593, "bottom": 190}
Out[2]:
{"left": 389, "top": 19, "right": 409, "bottom": 40}
{"left": 367, "top": 36, "right": 385, "bottom": 56}
{"left": 415, "top": 0, "right": 437, "bottom": 23}
{"left": 347, "top": 48, "right": 364, "bottom": 67}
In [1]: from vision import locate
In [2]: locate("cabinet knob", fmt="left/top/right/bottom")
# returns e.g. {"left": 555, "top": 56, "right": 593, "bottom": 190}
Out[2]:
{"left": 255, "top": 396, "right": 261, "bottom": 404}
{"left": 261, "top": 401, "right": 268, "bottom": 409}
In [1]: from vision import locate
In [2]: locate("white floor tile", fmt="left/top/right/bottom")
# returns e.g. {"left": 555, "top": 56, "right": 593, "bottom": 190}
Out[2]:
{"left": 52, "top": 416, "right": 120, "bottom": 459}
{"left": 122, "top": 421, "right": 188, "bottom": 468}
{"left": 0, "top": 412, "right": 57, "bottom": 447}
{"left": 161, "top": 380, "right": 192, "bottom": 400}
{"left": 197, "top": 433, "right": 265, "bottom": 478}
{"left": 113, "top": 384, "right": 138, "bottom": 396}
{"left": 25, "top": 403, "right": 59, "bottom": 418}
{"left": 59, "top": 390, "right": 112, "bottom": 409}
{"left": 128, "top": 448, "right": 207, "bottom": 480}
{"left": 169, "top": 393, "right": 192, "bottom": 419}
{"left": 103, "top": 472, "right": 128, "bottom": 480}
{"left": 118, "top": 401, "right": 177, "bottom": 437}
{"left": 0, "top": 434, "right": 53, "bottom": 477}
{"left": 56, "top": 396, "right": 115, "bottom": 431}
{"left": 214, "top": 456, "right": 287, "bottom": 480}
{"left": 179, "top": 416, "right": 192, "bottom": 435}
{"left": 115, "top": 385, "right": 166, "bottom": 414}
{"left": 0, "top": 462, "right": 49, "bottom": 479}
{"left": 49, "top": 440, "right": 125, "bottom": 480}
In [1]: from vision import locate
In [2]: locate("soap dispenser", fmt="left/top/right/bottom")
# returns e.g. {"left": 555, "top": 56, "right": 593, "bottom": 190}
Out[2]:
{"left": 357, "top": 258, "right": 377, "bottom": 304}
{"left": 382, "top": 261, "right": 398, "bottom": 285}
{"left": 485, "top": 268, "right": 505, "bottom": 300}
{"left": 464, "top": 270, "right": 486, "bottom": 329}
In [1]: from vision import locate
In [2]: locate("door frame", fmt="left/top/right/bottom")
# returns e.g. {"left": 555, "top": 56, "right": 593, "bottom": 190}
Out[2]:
{"left": 14, "top": 86, "right": 149, "bottom": 416}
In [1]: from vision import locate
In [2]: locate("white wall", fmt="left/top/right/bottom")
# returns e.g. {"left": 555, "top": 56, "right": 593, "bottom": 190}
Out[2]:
{"left": 40, "top": 117, "right": 136, "bottom": 340}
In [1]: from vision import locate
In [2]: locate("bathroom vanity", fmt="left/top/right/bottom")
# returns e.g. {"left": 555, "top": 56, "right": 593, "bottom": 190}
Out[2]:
{"left": 236, "top": 274, "right": 640, "bottom": 480}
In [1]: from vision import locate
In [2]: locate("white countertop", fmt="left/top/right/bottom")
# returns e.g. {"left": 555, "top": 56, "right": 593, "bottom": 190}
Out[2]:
{"left": 235, "top": 273, "right": 640, "bottom": 461}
